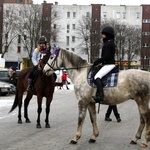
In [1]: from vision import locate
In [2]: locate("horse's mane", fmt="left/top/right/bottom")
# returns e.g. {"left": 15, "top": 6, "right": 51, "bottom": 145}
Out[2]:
{"left": 60, "top": 49, "right": 89, "bottom": 69}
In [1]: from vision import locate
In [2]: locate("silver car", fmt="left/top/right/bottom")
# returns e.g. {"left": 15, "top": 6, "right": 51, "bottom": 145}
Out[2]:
{"left": 0, "top": 81, "right": 16, "bottom": 96}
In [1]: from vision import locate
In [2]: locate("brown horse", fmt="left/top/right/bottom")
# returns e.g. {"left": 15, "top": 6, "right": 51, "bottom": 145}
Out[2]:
{"left": 9, "top": 59, "right": 56, "bottom": 128}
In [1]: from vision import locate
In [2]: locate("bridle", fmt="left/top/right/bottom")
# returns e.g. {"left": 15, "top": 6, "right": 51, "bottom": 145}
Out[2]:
{"left": 44, "top": 49, "right": 60, "bottom": 75}
{"left": 44, "top": 48, "right": 92, "bottom": 75}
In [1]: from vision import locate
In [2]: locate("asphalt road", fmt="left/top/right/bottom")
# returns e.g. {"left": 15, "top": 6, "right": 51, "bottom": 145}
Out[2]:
{"left": 0, "top": 84, "right": 149, "bottom": 150}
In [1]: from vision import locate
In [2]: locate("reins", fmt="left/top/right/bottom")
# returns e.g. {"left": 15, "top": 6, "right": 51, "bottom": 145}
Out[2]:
{"left": 56, "top": 65, "right": 92, "bottom": 71}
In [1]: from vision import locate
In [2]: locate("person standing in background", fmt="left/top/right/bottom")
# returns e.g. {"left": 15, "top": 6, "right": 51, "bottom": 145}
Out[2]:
{"left": 61, "top": 71, "right": 69, "bottom": 90}
{"left": 105, "top": 105, "right": 121, "bottom": 122}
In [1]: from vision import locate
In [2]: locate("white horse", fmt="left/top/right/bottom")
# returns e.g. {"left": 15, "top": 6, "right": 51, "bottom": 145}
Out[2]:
{"left": 43, "top": 48, "right": 150, "bottom": 148}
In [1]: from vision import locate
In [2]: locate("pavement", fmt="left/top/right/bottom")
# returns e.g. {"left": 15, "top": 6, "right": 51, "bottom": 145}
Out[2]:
{"left": 0, "top": 83, "right": 150, "bottom": 150}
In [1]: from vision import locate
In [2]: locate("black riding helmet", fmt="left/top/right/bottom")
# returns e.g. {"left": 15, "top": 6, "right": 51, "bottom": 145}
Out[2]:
{"left": 38, "top": 36, "right": 47, "bottom": 44}
{"left": 102, "top": 26, "right": 114, "bottom": 39}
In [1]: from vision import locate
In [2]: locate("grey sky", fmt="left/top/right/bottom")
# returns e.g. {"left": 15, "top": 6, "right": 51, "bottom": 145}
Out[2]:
{"left": 33, "top": 0, "right": 150, "bottom": 5}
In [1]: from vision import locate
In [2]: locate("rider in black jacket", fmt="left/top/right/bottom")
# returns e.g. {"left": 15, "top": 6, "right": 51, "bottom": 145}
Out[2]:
{"left": 92, "top": 26, "right": 116, "bottom": 103}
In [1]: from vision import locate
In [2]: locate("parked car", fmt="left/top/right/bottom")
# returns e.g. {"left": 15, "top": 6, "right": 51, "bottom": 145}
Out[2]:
{"left": 0, "top": 69, "right": 10, "bottom": 83}
{"left": 0, "top": 69, "right": 20, "bottom": 86}
{"left": 0, "top": 81, "right": 16, "bottom": 96}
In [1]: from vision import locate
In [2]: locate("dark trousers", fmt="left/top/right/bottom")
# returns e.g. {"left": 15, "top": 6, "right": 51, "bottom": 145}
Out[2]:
{"left": 29, "top": 66, "right": 38, "bottom": 79}
{"left": 106, "top": 105, "right": 120, "bottom": 118}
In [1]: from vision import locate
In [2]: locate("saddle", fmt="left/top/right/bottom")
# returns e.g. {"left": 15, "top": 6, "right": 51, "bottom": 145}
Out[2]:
{"left": 87, "top": 65, "right": 119, "bottom": 88}
{"left": 27, "top": 69, "right": 42, "bottom": 86}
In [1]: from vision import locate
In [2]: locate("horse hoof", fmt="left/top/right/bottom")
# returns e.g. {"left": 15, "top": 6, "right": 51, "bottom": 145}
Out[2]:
{"left": 89, "top": 139, "right": 96, "bottom": 143}
{"left": 130, "top": 140, "right": 137, "bottom": 144}
{"left": 18, "top": 120, "right": 22, "bottom": 124}
{"left": 140, "top": 143, "right": 147, "bottom": 148}
{"left": 45, "top": 124, "right": 50, "bottom": 128}
{"left": 26, "top": 119, "right": 31, "bottom": 123}
{"left": 36, "top": 124, "right": 41, "bottom": 128}
{"left": 70, "top": 140, "right": 77, "bottom": 144}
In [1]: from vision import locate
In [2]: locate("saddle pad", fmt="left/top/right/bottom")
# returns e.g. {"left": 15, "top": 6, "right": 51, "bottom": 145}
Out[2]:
{"left": 105, "top": 73, "right": 118, "bottom": 87}
{"left": 87, "top": 70, "right": 119, "bottom": 88}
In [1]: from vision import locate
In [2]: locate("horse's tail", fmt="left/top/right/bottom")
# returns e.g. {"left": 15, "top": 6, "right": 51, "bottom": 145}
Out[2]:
{"left": 9, "top": 89, "right": 18, "bottom": 113}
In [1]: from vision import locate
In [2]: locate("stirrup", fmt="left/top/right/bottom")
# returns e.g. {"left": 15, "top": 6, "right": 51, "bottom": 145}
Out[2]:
{"left": 27, "top": 85, "right": 33, "bottom": 92}
{"left": 92, "top": 95, "right": 103, "bottom": 103}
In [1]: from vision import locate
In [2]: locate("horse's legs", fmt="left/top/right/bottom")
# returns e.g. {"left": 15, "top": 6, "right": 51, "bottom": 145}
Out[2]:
{"left": 36, "top": 96, "right": 43, "bottom": 128}
{"left": 88, "top": 102, "right": 99, "bottom": 143}
{"left": 24, "top": 93, "right": 33, "bottom": 123}
{"left": 131, "top": 101, "right": 149, "bottom": 147}
{"left": 140, "top": 109, "right": 150, "bottom": 147}
{"left": 130, "top": 113, "right": 145, "bottom": 144}
{"left": 17, "top": 91, "right": 24, "bottom": 124}
{"left": 70, "top": 100, "right": 88, "bottom": 144}
{"left": 45, "top": 97, "right": 52, "bottom": 128}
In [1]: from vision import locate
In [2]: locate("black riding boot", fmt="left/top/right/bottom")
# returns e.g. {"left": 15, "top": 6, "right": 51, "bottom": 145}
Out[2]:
{"left": 92, "top": 78, "right": 104, "bottom": 103}
{"left": 27, "top": 78, "right": 33, "bottom": 92}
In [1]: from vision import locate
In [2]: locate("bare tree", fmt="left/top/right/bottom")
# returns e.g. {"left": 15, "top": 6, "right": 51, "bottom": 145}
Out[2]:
{"left": 50, "top": 7, "right": 61, "bottom": 44}
{"left": 15, "top": 4, "right": 42, "bottom": 60}
{"left": 76, "top": 15, "right": 91, "bottom": 62}
{"left": 2, "top": 4, "right": 19, "bottom": 58}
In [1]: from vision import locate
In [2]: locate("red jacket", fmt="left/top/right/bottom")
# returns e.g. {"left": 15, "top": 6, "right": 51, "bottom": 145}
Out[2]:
{"left": 62, "top": 73, "right": 67, "bottom": 81}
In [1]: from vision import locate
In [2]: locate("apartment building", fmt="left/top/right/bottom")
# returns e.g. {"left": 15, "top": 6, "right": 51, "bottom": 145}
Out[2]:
{"left": 0, "top": 0, "right": 32, "bottom": 69}
{"left": 141, "top": 5, "right": 150, "bottom": 70}
{"left": 0, "top": 1, "right": 150, "bottom": 69}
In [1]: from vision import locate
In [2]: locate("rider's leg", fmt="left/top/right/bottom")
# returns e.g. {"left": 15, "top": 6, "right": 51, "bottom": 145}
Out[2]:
{"left": 27, "top": 66, "right": 37, "bottom": 91}
{"left": 92, "top": 78, "right": 104, "bottom": 102}
{"left": 92, "top": 65, "right": 115, "bottom": 103}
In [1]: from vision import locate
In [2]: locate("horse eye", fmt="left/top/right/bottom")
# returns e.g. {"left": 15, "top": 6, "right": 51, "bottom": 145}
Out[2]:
{"left": 50, "top": 56, "right": 53, "bottom": 59}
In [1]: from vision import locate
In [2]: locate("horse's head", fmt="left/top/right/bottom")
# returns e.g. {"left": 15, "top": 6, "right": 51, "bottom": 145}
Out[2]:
{"left": 43, "top": 47, "right": 62, "bottom": 76}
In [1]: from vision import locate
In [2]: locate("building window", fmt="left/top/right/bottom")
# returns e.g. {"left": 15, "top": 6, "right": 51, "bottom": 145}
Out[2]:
{"left": 6, "top": 10, "right": 9, "bottom": 17}
{"left": 71, "top": 48, "right": 75, "bottom": 52}
{"left": 17, "top": 46, "right": 21, "bottom": 53}
{"left": 72, "top": 24, "right": 75, "bottom": 30}
{"left": 19, "top": 11, "right": 21, "bottom": 16}
{"left": 72, "top": 36, "right": 75, "bottom": 42}
{"left": 102, "top": 12, "right": 107, "bottom": 19}
{"left": 143, "top": 32, "right": 150, "bottom": 36}
{"left": 54, "top": 24, "right": 56, "bottom": 29}
{"left": 116, "top": 12, "right": 121, "bottom": 19}
{"left": 67, "top": 12, "right": 70, "bottom": 18}
{"left": 143, "top": 19, "right": 150, "bottom": 23}
{"left": 86, "top": 25, "right": 89, "bottom": 30}
{"left": 122, "top": 12, "right": 126, "bottom": 19}
{"left": 24, "top": 10, "right": 28, "bottom": 18}
{"left": 24, "top": 23, "right": 27, "bottom": 29}
{"left": 67, "top": 24, "right": 70, "bottom": 29}
{"left": 53, "top": 36, "right": 56, "bottom": 42}
{"left": 73, "top": 12, "right": 76, "bottom": 18}
{"left": 54, "top": 12, "right": 57, "bottom": 17}
{"left": 16, "top": 0, "right": 22, "bottom": 2}
{"left": 135, "top": 25, "right": 140, "bottom": 29}
{"left": 67, "top": 24, "right": 70, "bottom": 33}
{"left": 66, "top": 36, "right": 69, "bottom": 45}
{"left": 86, "top": 12, "right": 90, "bottom": 17}
{"left": 18, "top": 35, "right": 21, "bottom": 44}
{"left": 24, "top": 35, "right": 26, "bottom": 40}
{"left": 142, "top": 43, "right": 149, "bottom": 47}
{"left": 136, "top": 12, "right": 140, "bottom": 19}
{"left": 23, "top": 47, "right": 26, "bottom": 52}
